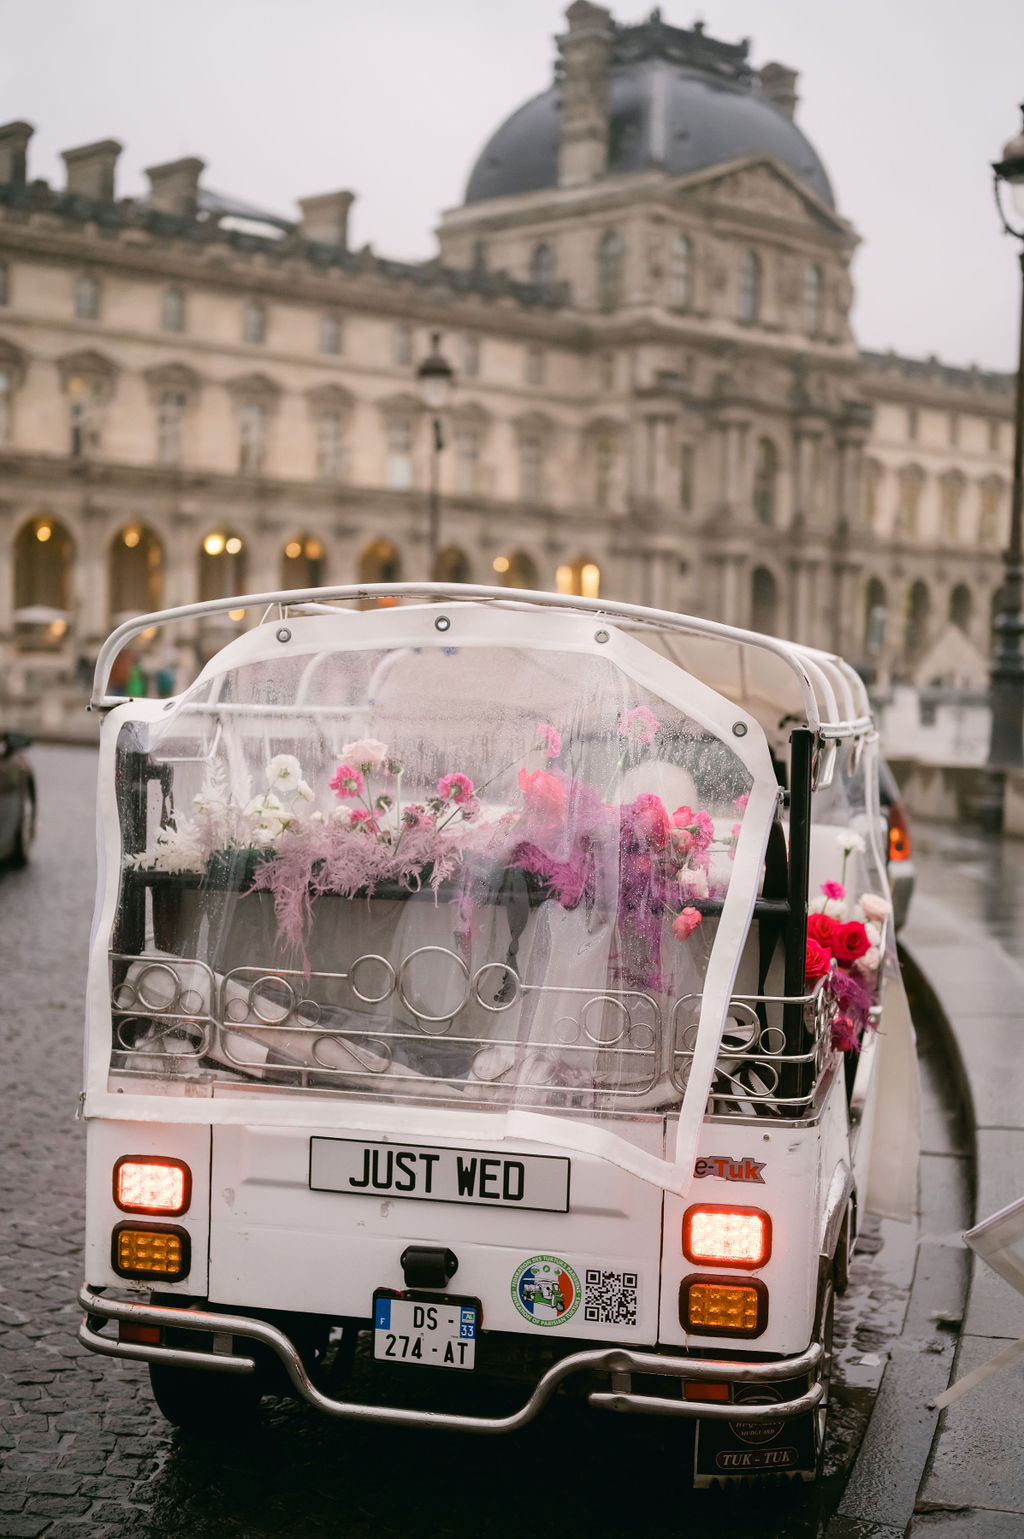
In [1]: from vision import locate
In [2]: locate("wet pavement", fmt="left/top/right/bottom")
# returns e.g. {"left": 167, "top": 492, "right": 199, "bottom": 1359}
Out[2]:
{"left": 911, "top": 823, "right": 1024, "bottom": 967}
{"left": 0, "top": 747, "right": 971, "bottom": 1537}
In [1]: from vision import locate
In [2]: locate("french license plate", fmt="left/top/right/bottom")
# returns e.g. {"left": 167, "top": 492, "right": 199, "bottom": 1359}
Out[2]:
{"left": 373, "top": 1296, "right": 477, "bottom": 1371}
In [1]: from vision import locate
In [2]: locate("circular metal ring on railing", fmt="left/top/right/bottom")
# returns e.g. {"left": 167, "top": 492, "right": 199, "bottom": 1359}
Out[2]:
{"left": 743, "top": 1062, "right": 781, "bottom": 1098}
{"left": 627, "top": 1021, "right": 657, "bottom": 1052}
{"left": 470, "top": 1046, "right": 514, "bottom": 1084}
{"left": 581, "top": 995, "right": 630, "bottom": 1046}
{"left": 759, "top": 1026, "right": 787, "bottom": 1055}
{"left": 349, "top": 953, "right": 397, "bottom": 1005}
{"left": 294, "top": 997, "right": 322, "bottom": 1028}
{"left": 134, "top": 962, "right": 183, "bottom": 1013}
{"left": 397, "top": 946, "right": 470, "bottom": 1028}
{"left": 248, "top": 976, "right": 296, "bottom": 1025}
{"left": 112, "top": 982, "right": 138, "bottom": 1011}
{"left": 554, "top": 1015, "right": 581, "bottom": 1045}
{"left": 178, "top": 987, "right": 206, "bottom": 1017}
{"left": 727, "top": 1001, "right": 761, "bottom": 1031}
{"left": 224, "top": 995, "right": 251, "bottom": 1024}
{"left": 472, "top": 961, "right": 521, "bottom": 1012}
{"left": 163, "top": 1022, "right": 205, "bottom": 1056}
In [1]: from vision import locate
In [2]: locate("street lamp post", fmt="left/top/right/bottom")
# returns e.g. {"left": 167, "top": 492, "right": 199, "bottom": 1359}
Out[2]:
{"left": 988, "top": 105, "right": 1024, "bottom": 772}
{"left": 416, "top": 332, "right": 455, "bottom": 576}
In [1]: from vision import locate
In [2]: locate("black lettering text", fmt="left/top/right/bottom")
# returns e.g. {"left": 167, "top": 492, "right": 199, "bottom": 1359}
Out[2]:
{"left": 419, "top": 1152, "right": 440, "bottom": 1193}
{"left": 349, "top": 1148, "right": 371, "bottom": 1188}
{"left": 456, "top": 1157, "right": 477, "bottom": 1196}
{"left": 503, "top": 1161, "right": 525, "bottom": 1201}
{"left": 393, "top": 1151, "right": 417, "bottom": 1191}
{"left": 371, "top": 1149, "right": 394, "bottom": 1189}
{"left": 479, "top": 1158, "right": 501, "bottom": 1197}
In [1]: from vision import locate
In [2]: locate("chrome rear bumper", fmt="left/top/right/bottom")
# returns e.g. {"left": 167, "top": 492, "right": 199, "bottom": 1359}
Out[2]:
{"left": 79, "top": 1284, "right": 824, "bottom": 1433}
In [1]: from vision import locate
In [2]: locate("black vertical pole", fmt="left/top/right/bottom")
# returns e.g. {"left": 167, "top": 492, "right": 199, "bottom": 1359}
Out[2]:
{"left": 784, "top": 729, "right": 815, "bottom": 1100}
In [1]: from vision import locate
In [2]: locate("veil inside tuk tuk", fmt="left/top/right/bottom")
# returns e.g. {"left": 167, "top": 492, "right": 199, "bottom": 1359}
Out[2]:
{"left": 107, "top": 606, "right": 777, "bottom": 1189}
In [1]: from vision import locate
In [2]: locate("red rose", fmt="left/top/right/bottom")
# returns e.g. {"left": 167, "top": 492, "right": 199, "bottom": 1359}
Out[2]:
{"left": 629, "top": 793, "right": 671, "bottom": 850}
{"left": 805, "top": 938, "right": 833, "bottom": 981}
{"left": 833, "top": 921, "right": 870, "bottom": 964}
{"left": 807, "top": 913, "right": 839, "bottom": 950}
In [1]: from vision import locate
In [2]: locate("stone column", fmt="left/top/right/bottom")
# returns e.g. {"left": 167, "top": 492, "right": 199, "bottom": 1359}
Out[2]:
{"left": 556, "top": 3, "right": 612, "bottom": 187}
{"left": 0, "top": 501, "right": 14, "bottom": 641}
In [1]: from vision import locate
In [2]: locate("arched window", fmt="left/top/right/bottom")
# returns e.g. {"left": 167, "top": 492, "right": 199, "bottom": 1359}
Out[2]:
{"left": 802, "top": 264, "right": 822, "bottom": 335}
{"left": 738, "top": 251, "right": 761, "bottom": 324}
{"left": 670, "top": 234, "right": 692, "bottom": 309}
{"left": 161, "top": 287, "right": 186, "bottom": 333}
{"left": 68, "top": 374, "right": 105, "bottom": 458}
{"left": 109, "top": 524, "right": 164, "bottom": 622}
{"left": 242, "top": 299, "right": 266, "bottom": 345}
{"left": 282, "top": 534, "right": 325, "bottom": 589}
{"left": 949, "top": 584, "right": 973, "bottom": 633}
{"left": 359, "top": 538, "right": 401, "bottom": 584}
{"left": 529, "top": 243, "right": 556, "bottom": 288}
{"left": 752, "top": 438, "right": 778, "bottom": 525}
{"left": 199, "top": 529, "right": 247, "bottom": 603}
{"left": 556, "top": 557, "right": 600, "bottom": 599}
{"left": 14, "top": 516, "right": 75, "bottom": 647}
{"left": 596, "top": 230, "right": 623, "bottom": 311}
{"left": 904, "top": 580, "right": 931, "bottom": 659}
{"left": 864, "top": 577, "right": 887, "bottom": 652}
{"left": 74, "top": 274, "right": 100, "bottom": 320}
{"left": 750, "top": 567, "right": 779, "bottom": 636}
{"left": 432, "top": 546, "right": 471, "bottom": 583}
{"left": 493, "top": 550, "right": 538, "bottom": 589}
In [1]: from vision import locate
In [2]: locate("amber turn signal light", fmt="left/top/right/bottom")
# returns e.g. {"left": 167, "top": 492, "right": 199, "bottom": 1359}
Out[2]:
{"left": 681, "top": 1276, "right": 768, "bottom": 1338}
{"left": 682, "top": 1204, "right": 772, "bottom": 1268}
{"left": 111, "top": 1223, "right": 190, "bottom": 1281}
{"left": 114, "top": 1157, "right": 191, "bottom": 1216}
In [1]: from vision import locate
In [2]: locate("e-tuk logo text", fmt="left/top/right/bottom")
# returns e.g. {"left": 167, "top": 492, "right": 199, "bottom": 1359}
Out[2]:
{"left": 694, "top": 1156, "right": 766, "bottom": 1184}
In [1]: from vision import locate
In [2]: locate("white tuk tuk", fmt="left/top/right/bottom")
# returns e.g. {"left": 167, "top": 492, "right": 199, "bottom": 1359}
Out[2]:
{"left": 78, "top": 585, "right": 919, "bottom": 1482}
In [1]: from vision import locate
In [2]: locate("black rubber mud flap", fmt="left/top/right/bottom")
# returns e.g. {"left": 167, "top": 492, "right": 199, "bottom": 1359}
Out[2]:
{"left": 692, "top": 1374, "right": 817, "bottom": 1486}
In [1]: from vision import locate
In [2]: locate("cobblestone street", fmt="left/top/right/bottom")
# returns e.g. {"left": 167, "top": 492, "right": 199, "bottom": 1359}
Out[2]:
{"left": 0, "top": 746, "right": 949, "bottom": 1539}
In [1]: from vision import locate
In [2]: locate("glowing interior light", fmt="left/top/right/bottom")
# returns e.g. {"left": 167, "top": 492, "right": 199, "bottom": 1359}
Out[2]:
{"left": 123, "top": 527, "right": 141, "bottom": 549}
{"left": 116, "top": 1159, "right": 188, "bottom": 1213}
{"left": 228, "top": 608, "right": 246, "bottom": 622}
{"left": 305, "top": 538, "right": 322, "bottom": 560}
{"left": 139, "top": 626, "right": 157, "bottom": 642}
{"left": 285, "top": 540, "right": 302, "bottom": 559}
{"left": 684, "top": 1207, "right": 770, "bottom": 1267}
{"left": 203, "top": 533, "right": 225, "bottom": 556}
{"left": 492, "top": 555, "right": 510, "bottom": 573}
{"left": 36, "top": 522, "right": 53, "bottom": 543}
{"left": 580, "top": 562, "right": 600, "bottom": 598}
{"left": 225, "top": 536, "right": 243, "bottom": 555}
{"left": 555, "top": 564, "right": 573, "bottom": 593}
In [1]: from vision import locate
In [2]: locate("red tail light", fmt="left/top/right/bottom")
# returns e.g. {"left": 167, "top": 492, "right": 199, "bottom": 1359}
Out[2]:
{"left": 114, "top": 1157, "right": 191, "bottom": 1216}
{"left": 888, "top": 802, "right": 912, "bottom": 862}
{"left": 683, "top": 1205, "right": 772, "bottom": 1268}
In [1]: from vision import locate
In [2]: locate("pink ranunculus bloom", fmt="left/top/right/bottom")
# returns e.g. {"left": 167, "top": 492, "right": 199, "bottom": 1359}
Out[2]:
{"left": 628, "top": 793, "right": 671, "bottom": 850}
{"left": 734, "top": 792, "right": 750, "bottom": 812}
{"left": 330, "top": 765, "right": 365, "bottom": 799}
{"left": 821, "top": 880, "right": 847, "bottom": 902}
{"left": 519, "top": 768, "right": 568, "bottom": 830}
{"left": 672, "top": 906, "right": 703, "bottom": 941}
{"left": 338, "top": 738, "right": 389, "bottom": 772}
{"left": 860, "top": 892, "right": 891, "bottom": 923}
{"left": 805, "top": 937, "right": 833, "bottom": 981}
{"left": 831, "top": 1014, "right": 861, "bottom": 1054}
{"left": 438, "top": 772, "right": 475, "bottom": 804}
{"left": 618, "top": 705, "right": 660, "bottom": 745}
{"left": 536, "top": 723, "right": 562, "bottom": 759}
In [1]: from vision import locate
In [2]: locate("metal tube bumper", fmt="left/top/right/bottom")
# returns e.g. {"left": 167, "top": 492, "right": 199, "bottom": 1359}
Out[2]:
{"left": 79, "top": 1284, "right": 823, "bottom": 1434}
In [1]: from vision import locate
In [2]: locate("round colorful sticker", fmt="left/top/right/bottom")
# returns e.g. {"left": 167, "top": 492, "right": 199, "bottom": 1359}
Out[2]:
{"left": 511, "top": 1254, "right": 580, "bottom": 1326}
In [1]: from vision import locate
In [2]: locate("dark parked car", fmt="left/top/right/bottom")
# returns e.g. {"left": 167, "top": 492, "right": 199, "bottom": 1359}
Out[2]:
{"left": 0, "top": 732, "right": 35, "bottom": 866}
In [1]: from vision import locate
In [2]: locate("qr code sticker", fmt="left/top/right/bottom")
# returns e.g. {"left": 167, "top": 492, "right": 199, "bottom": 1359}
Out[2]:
{"left": 584, "top": 1268, "right": 639, "bottom": 1326}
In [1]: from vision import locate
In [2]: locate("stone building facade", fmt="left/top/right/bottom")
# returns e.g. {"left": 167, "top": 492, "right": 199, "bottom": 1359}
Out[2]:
{"left": 0, "top": 5, "right": 1014, "bottom": 723}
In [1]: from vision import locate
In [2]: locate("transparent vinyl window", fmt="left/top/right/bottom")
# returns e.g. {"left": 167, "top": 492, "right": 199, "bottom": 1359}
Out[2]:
{"left": 109, "top": 643, "right": 756, "bottom": 1128}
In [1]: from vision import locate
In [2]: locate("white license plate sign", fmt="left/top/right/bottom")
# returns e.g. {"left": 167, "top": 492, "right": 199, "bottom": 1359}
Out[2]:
{"left": 374, "top": 1297, "right": 477, "bottom": 1370}
{"left": 310, "top": 1138, "right": 570, "bottom": 1212}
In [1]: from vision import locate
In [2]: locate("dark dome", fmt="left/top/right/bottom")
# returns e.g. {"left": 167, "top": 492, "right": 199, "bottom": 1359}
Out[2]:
{"left": 464, "top": 58, "right": 834, "bottom": 209}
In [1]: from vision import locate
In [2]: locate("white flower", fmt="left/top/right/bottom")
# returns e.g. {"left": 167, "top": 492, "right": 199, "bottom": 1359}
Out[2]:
{"left": 294, "top": 779, "right": 314, "bottom": 802}
{"left": 864, "top": 921, "right": 882, "bottom": 947}
{"left": 853, "top": 945, "right": 881, "bottom": 977}
{"left": 145, "top": 824, "right": 205, "bottom": 873}
{"left": 810, "top": 894, "right": 849, "bottom": 920}
{"left": 192, "top": 791, "right": 227, "bottom": 815}
{"left": 267, "top": 754, "right": 303, "bottom": 787}
{"left": 309, "top": 810, "right": 326, "bottom": 825}
{"left": 836, "top": 830, "right": 867, "bottom": 857}
{"left": 339, "top": 738, "right": 389, "bottom": 771}
{"left": 245, "top": 793, "right": 283, "bottom": 819}
{"left": 331, "top": 806, "right": 351, "bottom": 825}
{"left": 677, "top": 865, "right": 709, "bottom": 900}
{"left": 860, "top": 892, "right": 891, "bottom": 923}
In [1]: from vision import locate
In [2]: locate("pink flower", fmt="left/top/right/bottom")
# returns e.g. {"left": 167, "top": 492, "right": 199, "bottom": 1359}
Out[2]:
{"left": 338, "top": 738, "right": 389, "bottom": 771}
{"left": 860, "top": 892, "right": 891, "bottom": 923}
{"left": 677, "top": 866, "right": 709, "bottom": 900}
{"left": 401, "top": 804, "right": 433, "bottom": 830}
{"left": 831, "top": 1014, "right": 861, "bottom": 1053}
{"left": 618, "top": 705, "right": 659, "bottom": 745}
{"left": 536, "top": 723, "right": 562, "bottom": 758}
{"left": 731, "top": 823, "right": 742, "bottom": 840}
{"left": 519, "top": 769, "right": 568, "bottom": 830}
{"left": 330, "top": 765, "right": 364, "bottom": 799}
{"left": 437, "top": 772, "right": 475, "bottom": 804}
{"left": 627, "top": 793, "right": 671, "bottom": 850}
{"left": 671, "top": 806, "right": 715, "bottom": 854}
{"left": 807, "top": 913, "right": 840, "bottom": 950}
{"left": 833, "top": 920, "right": 870, "bottom": 964}
{"left": 821, "top": 880, "right": 846, "bottom": 902}
{"left": 734, "top": 792, "right": 750, "bottom": 812}
{"left": 672, "top": 906, "right": 703, "bottom": 941}
{"left": 349, "top": 809, "right": 378, "bottom": 832}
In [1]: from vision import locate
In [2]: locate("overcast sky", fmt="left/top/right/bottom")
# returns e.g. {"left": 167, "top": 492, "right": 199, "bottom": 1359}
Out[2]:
{"left": 3, "top": 0, "right": 1023, "bottom": 370}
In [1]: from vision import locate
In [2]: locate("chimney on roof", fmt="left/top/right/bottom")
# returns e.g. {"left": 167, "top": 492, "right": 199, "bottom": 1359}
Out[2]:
{"left": 0, "top": 121, "right": 33, "bottom": 186}
{"left": 145, "top": 156, "right": 205, "bottom": 216}
{"left": 298, "top": 190, "right": 355, "bottom": 248}
{"left": 759, "top": 62, "right": 799, "bottom": 120}
{"left": 556, "top": 1, "right": 613, "bottom": 187}
{"left": 61, "top": 138, "right": 122, "bottom": 202}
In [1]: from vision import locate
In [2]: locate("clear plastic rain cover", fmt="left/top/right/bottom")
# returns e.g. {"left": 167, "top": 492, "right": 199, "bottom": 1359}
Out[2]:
{"left": 109, "top": 626, "right": 758, "bottom": 1155}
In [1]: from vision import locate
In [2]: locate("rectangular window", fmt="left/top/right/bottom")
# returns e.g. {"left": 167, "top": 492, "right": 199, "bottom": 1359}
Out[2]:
{"left": 525, "top": 346, "right": 545, "bottom": 387}
{"left": 680, "top": 442, "right": 695, "bottom": 512}
{"left": 69, "top": 376, "right": 102, "bottom": 457}
{"left": 242, "top": 300, "right": 266, "bottom": 345}
{"left": 594, "top": 434, "right": 615, "bottom": 510}
{"left": 520, "top": 435, "right": 543, "bottom": 503}
{"left": 906, "top": 406, "right": 919, "bottom": 441}
{"left": 454, "top": 426, "right": 479, "bottom": 494}
{"left": 161, "top": 288, "right": 186, "bottom": 333}
{"left": 385, "top": 417, "right": 413, "bottom": 488}
{"left": 157, "top": 389, "right": 187, "bottom": 466}
{"left": 315, "top": 411, "right": 344, "bottom": 480}
{"left": 462, "top": 336, "right": 480, "bottom": 378}
{"left": 319, "top": 314, "right": 343, "bottom": 355}
{"left": 238, "top": 401, "right": 267, "bottom": 472}
{"left": 75, "top": 274, "right": 99, "bottom": 320}
{"left": 392, "top": 325, "right": 413, "bottom": 368}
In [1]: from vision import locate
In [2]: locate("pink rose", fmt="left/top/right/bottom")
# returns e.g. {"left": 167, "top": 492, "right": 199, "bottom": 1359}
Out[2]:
{"left": 338, "top": 738, "right": 389, "bottom": 771}
{"left": 672, "top": 906, "right": 703, "bottom": 941}
{"left": 536, "top": 723, "right": 562, "bottom": 758}
{"left": 805, "top": 938, "right": 833, "bottom": 981}
{"left": 833, "top": 921, "right": 870, "bottom": 964}
{"left": 519, "top": 768, "right": 568, "bottom": 830}
{"left": 330, "top": 765, "right": 364, "bottom": 799}
{"left": 821, "top": 880, "right": 847, "bottom": 902}
{"left": 618, "top": 705, "right": 659, "bottom": 745}
{"left": 438, "top": 772, "right": 475, "bottom": 804}
{"left": 628, "top": 793, "right": 671, "bottom": 850}
{"left": 860, "top": 892, "right": 891, "bottom": 923}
